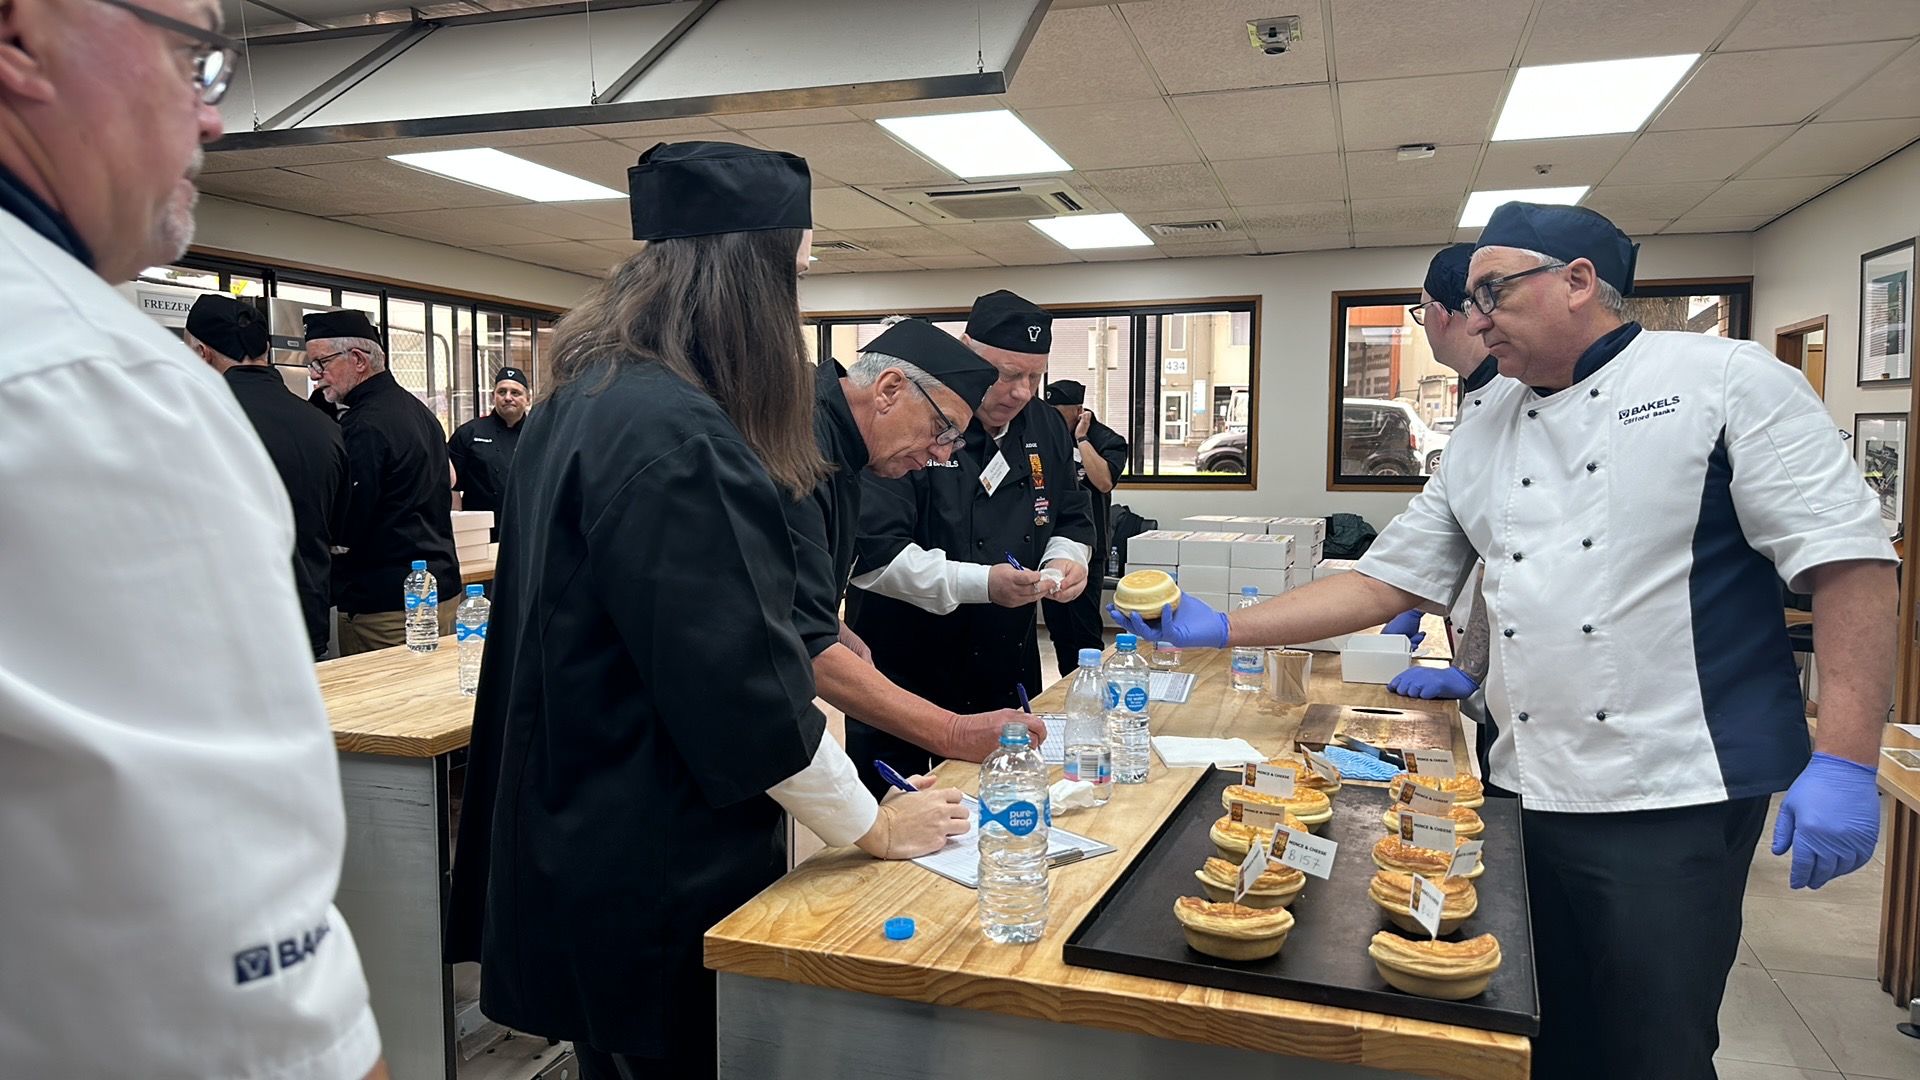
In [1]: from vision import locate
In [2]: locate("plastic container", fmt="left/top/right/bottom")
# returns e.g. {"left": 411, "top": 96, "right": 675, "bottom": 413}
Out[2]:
{"left": 1230, "top": 587, "right": 1266, "bottom": 692}
{"left": 455, "top": 584, "right": 490, "bottom": 696}
{"left": 403, "top": 560, "right": 439, "bottom": 653}
{"left": 1104, "top": 635, "right": 1152, "bottom": 784}
{"left": 978, "top": 723, "right": 1049, "bottom": 944}
{"left": 1062, "top": 648, "right": 1112, "bottom": 804}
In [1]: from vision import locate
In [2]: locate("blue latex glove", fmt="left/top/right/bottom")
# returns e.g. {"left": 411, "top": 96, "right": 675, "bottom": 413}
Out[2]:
{"left": 1107, "top": 594, "right": 1230, "bottom": 649}
{"left": 1382, "top": 609, "right": 1427, "bottom": 650}
{"left": 1771, "top": 752, "right": 1880, "bottom": 890}
{"left": 1388, "top": 665, "right": 1479, "bottom": 700}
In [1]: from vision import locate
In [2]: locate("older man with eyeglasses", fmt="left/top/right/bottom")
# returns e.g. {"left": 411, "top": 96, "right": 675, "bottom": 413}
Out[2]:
{"left": 0, "top": 1, "right": 387, "bottom": 1078}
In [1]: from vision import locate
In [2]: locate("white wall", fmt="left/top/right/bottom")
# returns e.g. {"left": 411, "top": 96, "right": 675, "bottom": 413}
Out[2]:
{"left": 192, "top": 196, "right": 598, "bottom": 310}
{"left": 1753, "top": 140, "right": 1919, "bottom": 439}
{"left": 800, "top": 233, "right": 1754, "bottom": 529}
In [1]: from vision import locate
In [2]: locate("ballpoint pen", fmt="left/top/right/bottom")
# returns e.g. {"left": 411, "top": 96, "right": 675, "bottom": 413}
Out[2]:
{"left": 872, "top": 759, "right": 919, "bottom": 794}
{"left": 1016, "top": 683, "right": 1032, "bottom": 713}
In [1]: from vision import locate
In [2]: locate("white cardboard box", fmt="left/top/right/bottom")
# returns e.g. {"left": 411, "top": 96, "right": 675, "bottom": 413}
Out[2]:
{"left": 1179, "top": 531, "right": 1243, "bottom": 566}
{"left": 1179, "top": 514, "right": 1240, "bottom": 531}
{"left": 1128, "top": 530, "right": 1190, "bottom": 565}
{"left": 1306, "top": 540, "right": 1326, "bottom": 565}
{"left": 452, "top": 509, "right": 494, "bottom": 537}
{"left": 1229, "top": 566, "right": 1293, "bottom": 596}
{"left": 1185, "top": 591, "right": 1230, "bottom": 616}
{"left": 1316, "top": 558, "right": 1357, "bottom": 580}
{"left": 1229, "top": 533, "right": 1295, "bottom": 569}
{"left": 1342, "top": 634, "right": 1412, "bottom": 684}
{"left": 1228, "top": 515, "right": 1280, "bottom": 532}
{"left": 1175, "top": 563, "right": 1231, "bottom": 593}
{"left": 1270, "top": 516, "right": 1327, "bottom": 545}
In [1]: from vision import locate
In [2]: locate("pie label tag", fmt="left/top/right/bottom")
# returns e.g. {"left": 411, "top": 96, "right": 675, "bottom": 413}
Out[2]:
{"left": 1446, "top": 839, "right": 1484, "bottom": 880}
{"left": 1398, "top": 810, "right": 1458, "bottom": 852}
{"left": 1275, "top": 825, "right": 1337, "bottom": 880}
{"left": 1410, "top": 874, "right": 1446, "bottom": 938}
{"left": 1405, "top": 748, "right": 1457, "bottom": 778}
{"left": 1396, "top": 781, "right": 1456, "bottom": 817}
{"left": 1235, "top": 831, "right": 1271, "bottom": 903}
{"left": 1229, "top": 799, "right": 1288, "bottom": 831}
{"left": 1244, "top": 763, "right": 1296, "bottom": 797}
{"left": 1305, "top": 750, "right": 1339, "bottom": 783}
{"left": 979, "top": 452, "right": 1010, "bottom": 497}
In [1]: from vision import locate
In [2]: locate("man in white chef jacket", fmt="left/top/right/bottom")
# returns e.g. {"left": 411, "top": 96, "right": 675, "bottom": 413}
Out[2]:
{"left": 0, "top": 2, "right": 384, "bottom": 1077}
{"left": 1116, "top": 203, "right": 1896, "bottom": 1080}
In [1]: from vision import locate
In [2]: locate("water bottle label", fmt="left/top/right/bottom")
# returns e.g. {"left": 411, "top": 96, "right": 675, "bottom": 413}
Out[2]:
{"left": 455, "top": 622, "right": 487, "bottom": 642}
{"left": 1123, "top": 686, "right": 1148, "bottom": 712}
{"left": 1232, "top": 653, "right": 1264, "bottom": 674}
{"left": 979, "top": 799, "right": 1042, "bottom": 837}
{"left": 405, "top": 590, "right": 439, "bottom": 611}
{"left": 1105, "top": 683, "right": 1120, "bottom": 709}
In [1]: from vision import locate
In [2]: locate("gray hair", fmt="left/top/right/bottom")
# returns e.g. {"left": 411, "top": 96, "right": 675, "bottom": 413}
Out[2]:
{"left": 309, "top": 336, "right": 388, "bottom": 370}
{"left": 1507, "top": 246, "right": 1627, "bottom": 315}
{"left": 846, "top": 350, "right": 942, "bottom": 395}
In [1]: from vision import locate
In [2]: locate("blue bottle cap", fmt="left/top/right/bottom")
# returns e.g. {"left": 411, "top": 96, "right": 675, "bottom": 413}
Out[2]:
{"left": 466, "top": 584, "right": 484, "bottom": 597}
{"left": 1077, "top": 648, "right": 1103, "bottom": 667}
{"left": 1242, "top": 586, "right": 1259, "bottom": 595}
{"left": 999, "top": 722, "right": 1031, "bottom": 746}
{"left": 884, "top": 917, "right": 915, "bottom": 941}
{"left": 411, "top": 559, "right": 428, "bottom": 570}
{"left": 1115, "top": 633, "right": 1138, "bottom": 651}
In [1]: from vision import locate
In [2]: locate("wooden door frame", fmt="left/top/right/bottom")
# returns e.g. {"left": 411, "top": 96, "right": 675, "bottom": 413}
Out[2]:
{"left": 1774, "top": 315, "right": 1829, "bottom": 397}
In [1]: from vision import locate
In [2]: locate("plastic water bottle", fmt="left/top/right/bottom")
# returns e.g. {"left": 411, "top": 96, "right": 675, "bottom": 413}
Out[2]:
{"left": 1151, "top": 571, "right": 1183, "bottom": 669}
{"left": 978, "top": 722, "right": 1049, "bottom": 944}
{"left": 1231, "top": 587, "right": 1266, "bottom": 692}
{"left": 455, "top": 584, "right": 490, "bottom": 696}
{"left": 1062, "top": 648, "right": 1112, "bottom": 804}
{"left": 403, "top": 559, "right": 439, "bottom": 653}
{"left": 1104, "top": 634, "right": 1152, "bottom": 784}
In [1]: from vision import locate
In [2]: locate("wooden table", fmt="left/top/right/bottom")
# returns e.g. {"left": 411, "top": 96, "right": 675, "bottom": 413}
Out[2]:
{"left": 1878, "top": 724, "right": 1920, "bottom": 1007}
{"left": 706, "top": 648, "right": 1527, "bottom": 1080}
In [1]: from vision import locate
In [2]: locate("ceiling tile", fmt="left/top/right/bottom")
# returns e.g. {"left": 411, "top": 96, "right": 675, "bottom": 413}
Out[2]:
{"left": 1353, "top": 229, "right": 1455, "bottom": 248}
{"left": 202, "top": 144, "right": 387, "bottom": 173}
{"left": 1211, "top": 154, "right": 1346, "bottom": 204}
{"left": 1344, "top": 144, "right": 1478, "bottom": 199}
{"left": 1329, "top": 0, "right": 1531, "bottom": 81}
{"left": 1454, "top": 227, "right": 1482, "bottom": 243}
{"left": 1006, "top": 6, "right": 1162, "bottom": 108}
{"left": 1083, "top": 164, "right": 1227, "bottom": 211}
{"left": 1173, "top": 84, "right": 1340, "bottom": 161}
{"left": 339, "top": 210, "right": 557, "bottom": 248}
{"left": 1720, "top": 0, "right": 1920, "bottom": 50}
{"left": 587, "top": 238, "right": 647, "bottom": 260}
{"left": 1019, "top": 98, "right": 1201, "bottom": 170}
{"left": 931, "top": 220, "right": 1067, "bottom": 254}
{"left": 717, "top": 106, "right": 866, "bottom": 129}
{"left": 1604, "top": 126, "right": 1796, "bottom": 184}
{"left": 906, "top": 254, "right": 1003, "bottom": 270}
{"left": 1580, "top": 182, "right": 1721, "bottom": 220}
{"left": 1688, "top": 175, "right": 1846, "bottom": 216}
{"left": 994, "top": 249, "right": 1083, "bottom": 266}
{"left": 1476, "top": 135, "right": 1633, "bottom": 188}
{"left": 1523, "top": 0, "right": 1748, "bottom": 65}
{"left": 512, "top": 139, "right": 653, "bottom": 191}
{"left": 1821, "top": 42, "right": 1920, "bottom": 120}
{"left": 559, "top": 199, "right": 645, "bottom": 231}
{"left": 1078, "top": 246, "right": 1168, "bottom": 262}
{"left": 480, "top": 242, "right": 619, "bottom": 275}
{"left": 203, "top": 163, "right": 519, "bottom": 216}
{"left": 812, "top": 188, "right": 921, "bottom": 230}
{"left": 1254, "top": 232, "right": 1350, "bottom": 253}
{"left": 1119, "top": 0, "right": 1330, "bottom": 94}
{"left": 1164, "top": 238, "right": 1257, "bottom": 257}
{"left": 1350, "top": 195, "right": 1461, "bottom": 232}
{"left": 739, "top": 123, "right": 949, "bottom": 185}
{"left": 1337, "top": 70, "right": 1508, "bottom": 152}
{"left": 1742, "top": 118, "right": 1920, "bottom": 178}
{"left": 1662, "top": 213, "right": 1778, "bottom": 233}
{"left": 1651, "top": 42, "right": 1909, "bottom": 130}
{"left": 478, "top": 204, "right": 640, "bottom": 242}
{"left": 1238, "top": 201, "right": 1351, "bottom": 237}
{"left": 834, "top": 227, "right": 977, "bottom": 257}
{"left": 582, "top": 117, "right": 727, "bottom": 141}
{"left": 1607, "top": 220, "right": 1673, "bottom": 236}
{"left": 846, "top": 95, "right": 1009, "bottom": 121}
{"left": 812, "top": 254, "right": 914, "bottom": 272}
{"left": 1134, "top": 207, "right": 1246, "bottom": 242}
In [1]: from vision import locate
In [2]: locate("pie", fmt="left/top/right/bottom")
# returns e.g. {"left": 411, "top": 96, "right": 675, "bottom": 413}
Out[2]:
{"left": 1220, "top": 785, "right": 1334, "bottom": 831}
{"left": 1371, "top": 834, "right": 1484, "bottom": 879}
{"left": 1388, "top": 772, "right": 1485, "bottom": 809}
{"left": 1113, "top": 569, "right": 1181, "bottom": 617}
{"left": 1368, "top": 931, "right": 1503, "bottom": 1000}
{"left": 1368, "top": 870, "right": 1478, "bottom": 935}
{"left": 1194, "top": 856, "right": 1307, "bottom": 909}
{"left": 1174, "top": 896, "right": 1295, "bottom": 961}
{"left": 1261, "top": 755, "right": 1342, "bottom": 794}
{"left": 1210, "top": 811, "right": 1308, "bottom": 861}
{"left": 1379, "top": 804, "right": 1485, "bottom": 839}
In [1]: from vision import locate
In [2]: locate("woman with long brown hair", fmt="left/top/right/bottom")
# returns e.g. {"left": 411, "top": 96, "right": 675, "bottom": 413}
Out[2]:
{"left": 446, "top": 142, "right": 967, "bottom": 1080}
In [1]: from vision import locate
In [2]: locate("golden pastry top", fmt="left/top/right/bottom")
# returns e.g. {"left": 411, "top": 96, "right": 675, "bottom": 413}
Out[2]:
{"left": 1371, "top": 833, "right": 1468, "bottom": 875}
{"left": 1380, "top": 805, "right": 1484, "bottom": 831}
{"left": 1113, "top": 570, "right": 1182, "bottom": 615}
{"left": 1367, "top": 932, "right": 1503, "bottom": 978}
{"left": 1261, "top": 756, "right": 1341, "bottom": 791}
{"left": 1211, "top": 811, "right": 1309, "bottom": 844}
{"left": 1389, "top": 773, "right": 1484, "bottom": 799}
{"left": 1368, "top": 870, "right": 1476, "bottom": 916}
{"left": 1199, "top": 856, "right": 1306, "bottom": 894}
{"left": 1174, "top": 896, "right": 1296, "bottom": 939}
{"left": 1222, "top": 784, "right": 1333, "bottom": 816}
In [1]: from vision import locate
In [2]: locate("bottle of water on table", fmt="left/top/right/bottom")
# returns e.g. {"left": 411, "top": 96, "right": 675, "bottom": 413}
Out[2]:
{"left": 403, "top": 559, "right": 439, "bottom": 653}
{"left": 455, "top": 584, "right": 490, "bottom": 696}
{"left": 1104, "top": 633, "right": 1152, "bottom": 784}
{"left": 979, "top": 722, "right": 1050, "bottom": 944}
{"left": 1062, "top": 648, "right": 1111, "bottom": 805}
{"left": 1151, "top": 572, "right": 1183, "bottom": 669}
{"left": 1231, "top": 587, "right": 1266, "bottom": 693}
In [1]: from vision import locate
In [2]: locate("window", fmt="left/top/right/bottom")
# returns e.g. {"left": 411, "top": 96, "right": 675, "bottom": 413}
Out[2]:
{"left": 1327, "top": 279, "right": 1751, "bottom": 490}
{"left": 807, "top": 298, "right": 1258, "bottom": 484}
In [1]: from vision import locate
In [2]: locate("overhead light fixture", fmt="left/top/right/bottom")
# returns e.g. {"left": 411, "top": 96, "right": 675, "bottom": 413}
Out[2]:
{"left": 1492, "top": 54, "right": 1697, "bottom": 141}
{"left": 388, "top": 148, "right": 624, "bottom": 202}
{"left": 1459, "top": 186, "right": 1589, "bottom": 228}
{"left": 877, "top": 110, "right": 1070, "bottom": 180}
{"left": 1029, "top": 213, "right": 1153, "bottom": 250}
{"left": 1396, "top": 144, "right": 1437, "bottom": 161}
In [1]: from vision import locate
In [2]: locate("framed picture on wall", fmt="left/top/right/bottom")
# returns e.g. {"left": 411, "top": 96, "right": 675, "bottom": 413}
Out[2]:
{"left": 1858, "top": 239, "right": 1914, "bottom": 386}
{"left": 1855, "top": 412, "right": 1907, "bottom": 536}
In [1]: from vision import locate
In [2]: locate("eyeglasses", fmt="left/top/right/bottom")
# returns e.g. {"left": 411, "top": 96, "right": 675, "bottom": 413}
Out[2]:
{"left": 307, "top": 349, "right": 353, "bottom": 375}
{"left": 95, "top": 0, "right": 240, "bottom": 105}
{"left": 1463, "top": 261, "right": 1566, "bottom": 317}
{"left": 908, "top": 378, "right": 964, "bottom": 448}
{"left": 1407, "top": 301, "right": 1451, "bottom": 327}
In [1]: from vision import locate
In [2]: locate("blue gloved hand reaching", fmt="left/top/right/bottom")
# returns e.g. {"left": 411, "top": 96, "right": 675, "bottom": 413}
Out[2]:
{"left": 1107, "top": 594, "right": 1231, "bottom": 650}
{"left": 1771, "top": 752, "right": 1880, "bottom": 890}
{"left": 1382, "top": 609, "right": 1427, "bottom": 651}
{"left": 1388, "top": 665, "right": 1478, "bottom": 700}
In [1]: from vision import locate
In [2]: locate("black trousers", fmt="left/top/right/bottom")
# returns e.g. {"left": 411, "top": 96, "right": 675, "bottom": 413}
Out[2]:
{"left": 844, "top": 718, "right": 937, "bottom": 799}
{"left": 1490, "top": 785, "right": 1769, "bottom": 1080}
{"left": 1042, "top": 586, "right": 1107, "bottom": 675}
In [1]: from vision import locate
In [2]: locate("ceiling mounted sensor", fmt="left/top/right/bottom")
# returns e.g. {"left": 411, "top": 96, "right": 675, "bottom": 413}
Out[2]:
{"left": 1247, "top": 16, "right": 1303, "bottom": 55}
{"left": 1149, "top": 219, "right": 1230, "bottom": 239}
{"left": 1396, "top": 144, "right": 1437, "bottom": 162}
{"left": 811, "top": 240, "right": 869, "bottom": 254}
{"left": 866, "top": 178, "right": 1095, "bottom": 224}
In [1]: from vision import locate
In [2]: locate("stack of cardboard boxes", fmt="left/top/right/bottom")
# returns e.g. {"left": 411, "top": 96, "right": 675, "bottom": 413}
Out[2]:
{"left": 451, "top": 510, "right": 494, "bottom": 571}
{"left": 1115, "top": 515, "right": 1330, "bottom": 627}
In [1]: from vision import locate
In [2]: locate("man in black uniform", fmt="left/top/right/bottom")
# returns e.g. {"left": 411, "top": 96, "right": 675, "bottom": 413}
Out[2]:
{"left": 844, "top": 290, "right": 1096, "bottom": 791}
{"left": 183, "top": 295, "right": 348, "bottom": 659}
{"left": 305, "top": 308, "right": 459, "bottom": 654}
{"left": 448, "top": 366, "right": 529, "bottom": 537}
{"left": 1040, "top": 379, "right": 1128, "bottom": 674}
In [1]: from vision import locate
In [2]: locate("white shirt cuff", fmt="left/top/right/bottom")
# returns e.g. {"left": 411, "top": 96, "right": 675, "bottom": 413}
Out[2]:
{"left": 850, "top": 544, "right": 989, "bottom": 614}
{"left": 766, "top": 733, "right": 879, "bottom": 848}
{"left": 1041, "top": 536, "right": 1090, "bottom": 568}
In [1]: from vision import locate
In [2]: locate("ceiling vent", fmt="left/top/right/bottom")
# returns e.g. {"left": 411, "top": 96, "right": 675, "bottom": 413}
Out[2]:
{"left": 865, "top": 178, "right": 1094, "bottom": 223}
{"left": 812, "top": 240, "right": 869, "bottom": 254}
{"left": 1150, "top": 219, "right": 1230, "bottom": 238}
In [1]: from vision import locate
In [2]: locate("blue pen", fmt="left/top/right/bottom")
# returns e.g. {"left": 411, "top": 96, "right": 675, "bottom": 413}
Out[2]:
{"left": 872, "top": 760, "right": 919, "bottom": 794}
{"left": 1015, "top": 683, "right": 1032, "bottom": 713}
{"left": 1004, "top": 551, "right": 1025, "bottom": 571}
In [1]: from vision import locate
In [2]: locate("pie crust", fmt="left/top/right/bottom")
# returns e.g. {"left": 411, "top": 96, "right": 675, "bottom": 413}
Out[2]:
{"left": 1210, "top": 812, "right": 1308, "bottom": 861}
{"left": 1262, "top": 756, "right": 1342, "bottom": 793}
{"left": 1194, "top": 856, "right": 1307, "bottom": 909}
{"left": 1378, "top": 805, "right": 1485, "bottom": 838}
{"left": 1368, "top": 931, "right": 1502, "bottom": 1000}
{"left": 1174, "top": 896, "right": 1295, "bottom": 961}
{"left": 1371, "top": 834, "right": 1485, "bottom": 879}
{"left": 1113, "top": 569, "right": 1182, "bottom": 616}
{"left": 1388, "top": 773, "right": 1485, "bottom": 809}
{"left": 1220, "top": 785, "right": 1334, "bottom": 831}
{"left": 1368, "top": 870, "right": 1478, "bottom": 934}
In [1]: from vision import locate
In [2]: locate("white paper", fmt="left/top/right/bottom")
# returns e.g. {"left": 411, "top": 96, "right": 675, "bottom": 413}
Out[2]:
{"left": 1895, "top": 724, "right": 1920, "bottom": 738}
{"left": 1305, "top": 750, "right": 1339, "bottom": 783}
{"left": 1031, "top": 715, "right": 1067, "bottom": 765}
{"left": 980, "top": 452, "right": 1010, "bottom": 496}
{"left": 1410, "top": 874, "right": 1446, "bottom": 938}
{"left": 1235, "top": 834, "right": 1271, "bottom": 903}
{"left": 1246, "top": 762, "right": 1297, "bottom": 797}
{"left": 1883, "top": 748, "right": 1920, "bottom": 772}
{"left": 1407, "top": 747, "right": 1457, "bottom": 778}
{"left": 1276, "top": 826, "right": 1337, "bottom": 879}
{"left": 1399, "top": 810, "right": 1458, "bottom": 851}
{"left": 1148, "top": 671, "right": 1196, "bottom": 703}
{"left": 1151, "top": 736, "right": 1264, "bottom": 768}
{"left": 1395, "top": 781, "right": 1456, "bottom": 817}
{"left": 1447, "top": 839, "right": 1484, "bottom": 880}
{"left": 909, "top": 796, "right": 1115, "bottom": 888}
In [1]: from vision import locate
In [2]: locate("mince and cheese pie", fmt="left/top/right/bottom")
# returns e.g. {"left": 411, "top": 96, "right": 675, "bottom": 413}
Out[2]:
{"left": 1371, "top": 834, "right": 1485, "bottom": 879}
{"left": 1367, "top": 870, "right": 1478, "bottom": 935}
{"left": 1194, "top": 856, "right": 1307, "bottom": 909}
{"left": 1112, "top": 569, "right": 1181, "bottom": 617}
{"left": 1368, "top": 931, "right": 1502, "bottom": 999}
{"left": 1262, "top": 755, "right": 1342, "bottom": 794}
{"left": 1174, "top": 896, "right": 1296, "bottom": 961}
{"left": 1210, "top": 811, "right": 1309, "bottom": 861}
{"left": 1387, "top": 772, "right": 1485, "bottom": 808}
{"left": 1219, "top": 785, "right": 1334, "bottom": 831}
{"left": 1378, "top": 804, "right": 1485, "bottom": 839}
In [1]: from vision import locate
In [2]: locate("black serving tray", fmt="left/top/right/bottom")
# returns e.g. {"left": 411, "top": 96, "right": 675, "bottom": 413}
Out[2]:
{"left": 1062, "top": 769, "right": 1539, "bottom": 1036}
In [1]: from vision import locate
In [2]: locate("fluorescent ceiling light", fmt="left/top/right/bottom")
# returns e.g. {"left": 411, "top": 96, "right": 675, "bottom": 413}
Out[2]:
{"left": 1492, "top": 54, "right": 1697, "bottom": 141}
{"left": 1459, "top": 186, "right": 1590, "bottom": 228}
{"left": 877, "top": 110, "right": 1069, "bottom": 179}
{"left": 388, "top": 148, "right": 624, "bottom": 202}
{"left": 1029, "top": 213, "right": 1153, "bottom": 250}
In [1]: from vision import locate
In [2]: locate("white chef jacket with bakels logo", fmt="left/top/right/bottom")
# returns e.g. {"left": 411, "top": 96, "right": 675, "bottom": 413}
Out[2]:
{"left": 1358, "top": 328, "right": 1895, "bottom": 813}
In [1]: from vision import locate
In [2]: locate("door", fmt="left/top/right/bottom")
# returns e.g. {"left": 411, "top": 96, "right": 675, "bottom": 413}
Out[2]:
{"left": 1774, "top": 316, "right": 1829, "bottom": 400}
{"left": 1161, "top": 391, "right": 1189, "bottom": 443}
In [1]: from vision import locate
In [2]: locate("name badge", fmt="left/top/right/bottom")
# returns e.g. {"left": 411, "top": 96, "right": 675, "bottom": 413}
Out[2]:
{"left": 980, "top": 452, "right": 1011, "bottom": 496}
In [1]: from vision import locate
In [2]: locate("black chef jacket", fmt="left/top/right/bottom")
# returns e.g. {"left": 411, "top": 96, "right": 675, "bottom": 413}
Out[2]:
{"left": 445, "top": 361, "right": 826, "bottom": 1059}
{"left": 1072, "top": 411, "right": 1129, "bottom": 575}
{"left": 448, "top": 410, "right": 523, "bottom": 535}
{"left": 332, "top": 369, "right": 459, "bottom": 613}
{"left": 222, "top": 364, "right": 349, "bottom": 658}
{"left": 788, "top": 358, "right": 867, "bottom": 659}
{"left": 845, "top": 398, "right": 1095, "bottom": 717}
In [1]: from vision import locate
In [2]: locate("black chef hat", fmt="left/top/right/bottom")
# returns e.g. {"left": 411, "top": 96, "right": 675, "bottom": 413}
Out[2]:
{"left": 1476, "top": 202, "right": 1638, "bottom": 296}
{"left": 1423, "top": 243, "right": 1476, "bottom": 313}
{"left": 186, "top": 294, "right": 270, "bottom": 361}
{"left": 1045, "top": 379, "right": 1085, "bottom": 406}
{"left": 865, "top": 318, "right": 998, "bottom": 409}
{"left": 965, "top": 289, "right": 1051, "bottom": 355}
{"left": 628, "top": 141, "right": 812, "bottom": 242}
{"left": 303, "top": 308, "right": 382, "bottom": 346}
{"left": 495, "top": 367, "right": 529, "bottom": 390}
